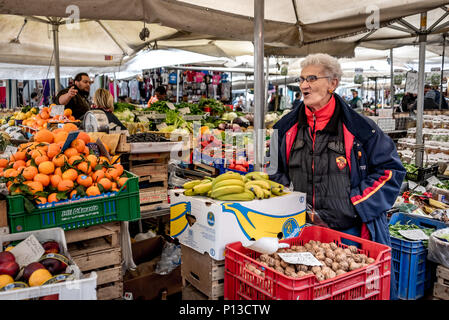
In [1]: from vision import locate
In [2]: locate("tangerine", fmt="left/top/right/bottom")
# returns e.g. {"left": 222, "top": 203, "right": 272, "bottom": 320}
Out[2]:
{"left": 47, "top": 144, "right": 61, "bottom": 159}
{"left": 77, "top": 175, "right": 93, "bottom": 187}
{"left": 71, "top": 139, "right": 85, "bottom": 153}
{"left": 113, "top": 164, "right": 124, "bottom": 176}
{"left": 34, "top": 174, "right": 50, "bottom": 187}
{"left": 10, "top": 151, "right": 26, "bottom": 162}
{"left": 31, "top": 149, "right": 46, "bottom": 159}
{"left": 77, "top": 132, "right": 91, "bottom": 145}
{"left": 62, "top": 168, "right": 78, "bottom": 181}
{"left": 77, "top": 161, "right": 91, "bottom": 174}
{"left": 86, "top": 155, "right": 98, "bottom": 168}
{"left": 105, "top": 168, "right": 120, "bottom": 181}
{"left": 35, "top": 129, "right": 54, "bottom": 143}
{"left": 50, "top": 175, "right": 62, "bottom": 188}
{"left": 117, "top": 177, "right": 128, "bottom": 188}
{"left": 54, "top": 167, "right": 62, "bottom": 177}
{"left": 22, "top": 166, "right": 38, "bottom": 180}
{"left": 27, "top": 181, "right": 44, "bottom": 194}
{"left": 92, "top": 170, "right": 105, "bottom": 182}
{"left": 64, "top": 148, "right": 78, "bottom": 158}
{"left": 47, "top": 193, "right": 58, "bottom": 203}
{"left": 57, "top": 179, "right": 74, "bottom": 192}
{"left": 98, "top": 178, "right": 112, "bottom": 191}
{"left": 52, "top": 154, "right": 68, "bottom": 167}
{"left": 69, "top": 190, "right": 78, "bottom": 199}
{"left": 68, "top": 155, "right": 82, "bottom": 165}
{"left": 86, "top": 185, "right": 101, "bottom": 197}
{"left": 54, "top": 131, "right": 69, "bottom": 144}
{"left": 35, "top": 155, "right": 49, "bottom": 166}
{"left": 62, "top": 123, "right": 78, "bottom": 132}
{"left": 13, "top": 160, "right": 26, "bottom": 170}
{"left": 63, "top": 108, "right": 72, "bottom": 117}
{"left": 38, "top": 161, "right": 55, "bottom": 175}
{"left": 35, "top": 197, "right": 47, "bottom": 205}
{"left": 0, "top": 158, "right": 8, "bottom": 168}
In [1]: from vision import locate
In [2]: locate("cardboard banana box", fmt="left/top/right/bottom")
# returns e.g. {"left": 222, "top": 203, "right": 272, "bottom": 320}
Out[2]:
{"left": 169, "top": 189, "right": 307, "bottom": 261}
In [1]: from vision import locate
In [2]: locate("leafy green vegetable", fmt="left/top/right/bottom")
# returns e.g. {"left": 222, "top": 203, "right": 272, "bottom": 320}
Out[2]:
{"left": 389, "top": 221, "right": 435, "bottom": 247}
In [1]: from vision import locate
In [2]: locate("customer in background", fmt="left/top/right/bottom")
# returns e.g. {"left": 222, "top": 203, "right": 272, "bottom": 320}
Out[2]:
{"left": 29, "top": 92, "right": 40, "bottom": 107}
{"left": 349, "top": 90, "right": 363, "bottom": 113}
{"left": 92, "top": 88, "right": 127, "bottom": 131}
{"left": 292, "top": 91, "right": 302, "bottom": 109}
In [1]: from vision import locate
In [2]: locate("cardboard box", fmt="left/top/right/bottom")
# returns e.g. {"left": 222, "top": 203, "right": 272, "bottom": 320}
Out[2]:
{"left": 123, "top": 236, "right": 181, "bottom": 300}
{"left": 169, "top": 190, "right": 307, "bottom": 261}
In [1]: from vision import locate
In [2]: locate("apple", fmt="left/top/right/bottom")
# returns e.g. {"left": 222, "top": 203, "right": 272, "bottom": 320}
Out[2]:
{"left": 39, "top": 294, "right": 59, "bottom": 300}
{"left": 42, "top": 241, "right": 60, "bottom": 254}
{"left": 0, "top": 261, "right": 20, "bottom": 278}
{"left": 0, "top": 252, "right": 16, "bottom": 264}
{"left": 22, "top": 262, "right": 46, "bottom": 282}
{"left": 40, "top": 257, "right": 67, "bottom": 275}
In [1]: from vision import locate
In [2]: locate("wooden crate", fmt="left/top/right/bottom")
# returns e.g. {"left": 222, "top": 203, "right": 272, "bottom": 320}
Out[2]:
{"left": 130, "top": 163, "right": 168, "bottom": 184}
{"left": 182, "top": 281, "right": 210, "bottom": 300}
{"left": 0, "top": 200, "right": 7, "bottom": 229}
{"left": 181, "top": 245, "right": 224, "bottom": 300}
{"left": 116, "top": 133, "right": 131, "bottom": 153}
{"left": 129, "top": 152, "right": 170, "bottom": 163}
{"left": 192, "top": 163, "right": 218, "bottom": 176}
{"left": 140, "top": 187, "right": 168, "bottom": 205}
{"left": 65, "top": 222, "right": 123, "bottom": 300}
{"left": 433, "top": 265, "right": 449, "bottom": 300}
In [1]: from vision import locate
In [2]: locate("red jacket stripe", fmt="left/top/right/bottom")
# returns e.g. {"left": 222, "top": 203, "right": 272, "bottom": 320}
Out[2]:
{"left": 351, "top": 170, "right": 393, "bottom": 205}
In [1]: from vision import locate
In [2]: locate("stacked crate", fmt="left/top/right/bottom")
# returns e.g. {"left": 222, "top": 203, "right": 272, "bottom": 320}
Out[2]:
{"left": 433, "top": 265, "right": 449, "bottom": 300}
{"left": 181, "top": 245, "right": 224, "bottom": 300}
{"left": 65, "top": 222, "right": 123, "bottom": 300}
{"left": 128, "top": 152, "right": 170, "bottom": 212}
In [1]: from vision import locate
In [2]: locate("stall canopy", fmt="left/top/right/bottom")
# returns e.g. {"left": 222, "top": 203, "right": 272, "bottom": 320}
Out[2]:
{"left": 1, "top": 0, "right": 447, "bottom": 56}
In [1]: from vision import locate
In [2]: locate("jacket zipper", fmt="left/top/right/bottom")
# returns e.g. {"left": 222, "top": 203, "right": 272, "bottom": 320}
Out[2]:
{"left": 312, "top": 114, "right": 316, "bottom": 211}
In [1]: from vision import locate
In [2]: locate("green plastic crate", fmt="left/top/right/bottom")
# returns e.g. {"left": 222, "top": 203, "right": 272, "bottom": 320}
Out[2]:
{"left": 7, "top": 170, "right": 141, "bottom": 233}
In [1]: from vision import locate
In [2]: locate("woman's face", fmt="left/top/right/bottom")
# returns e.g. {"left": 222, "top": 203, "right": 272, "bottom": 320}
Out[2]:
{"left": 300, "top": 65, "right": 338, "bottom": 110}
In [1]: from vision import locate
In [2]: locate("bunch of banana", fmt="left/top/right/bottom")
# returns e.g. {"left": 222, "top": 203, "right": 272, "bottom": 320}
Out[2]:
{"left": 209, "top": 172, "right": 255, "bottom": 201}
{"left": 243, "top": 172, "right": 286, "bottom": 199}
{"left": 183, "top": 177, "right": 214, "bottom": 196}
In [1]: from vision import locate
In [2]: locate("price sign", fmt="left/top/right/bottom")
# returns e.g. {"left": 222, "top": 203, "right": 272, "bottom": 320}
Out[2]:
{"left": 398, "top": 229, "right": 430, "bottom": 241}
{"left": 2, "top": 145, "right": 17, "bottom": 158}
{"left": 10, "top": 235, "right": 45, "bottom": 268}
{"left": 61, "top": 130, "right": 80, "bottom": 152}
{"left": 87, "top": 142, "right": 100, "bottom": 157}
{"left": 427, "top": 176, "right": 442, "bottom": 187}
{"left": 178, "top": 107, "right": 190, "bottom": 115}
{"left": 50, "top": 105, "right": 65, "bottom": 117}
{"left": 166, "top": 102, "right": 176, "bottom": 110}
{"left": 277, "top": 252, "right": 323, "bottom": 266}
{"left": 137, "top": 116, "right": 149, "bottom": 123}
{"left": 405, "top": 72, "right": 419, "bottom": 94}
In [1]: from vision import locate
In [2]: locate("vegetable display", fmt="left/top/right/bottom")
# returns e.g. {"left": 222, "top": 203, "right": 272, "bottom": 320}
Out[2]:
{"left": 389, "top": 222, "right": 435, "bottom": 246}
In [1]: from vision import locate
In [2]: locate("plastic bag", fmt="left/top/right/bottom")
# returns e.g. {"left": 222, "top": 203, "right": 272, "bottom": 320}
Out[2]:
{"left": 134, "top": 229, "right": 156, "bottom": 242}
{"left": 305, "top": 204, "right": 330, "bottom": 228}
{"left": 154, "top": 242, "right": 181, "bottom": 275}
{"left": 427, "top": 228, "right": 449, "bottom": 269}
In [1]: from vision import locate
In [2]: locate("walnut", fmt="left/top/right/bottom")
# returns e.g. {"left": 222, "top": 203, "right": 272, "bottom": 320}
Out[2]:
{"left": 348, "top": 245, "right": 358, "bottom": 254}
{"left": 325, "top": 249, "right": 336, "bottom": 260}
{"left": 324, "top": 258, "right": 333, "bottom": 267}
{"left": 331, "top": 262, "right": 340, "bottom": 272}
{"left": 330, "top": 242, "right": 338, "bottom": 250}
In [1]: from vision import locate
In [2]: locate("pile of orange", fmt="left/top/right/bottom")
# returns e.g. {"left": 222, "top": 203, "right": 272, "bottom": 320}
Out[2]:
{"left": 0, "top": 125, "right": 127, "bottom": 205}
{"left": 22, "top": 106, "right": 80, "bottom": 131}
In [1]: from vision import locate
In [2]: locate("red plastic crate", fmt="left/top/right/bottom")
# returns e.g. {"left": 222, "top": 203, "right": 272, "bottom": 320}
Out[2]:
{"left": 224, "top": 226, "right": 391, "bottom": 300}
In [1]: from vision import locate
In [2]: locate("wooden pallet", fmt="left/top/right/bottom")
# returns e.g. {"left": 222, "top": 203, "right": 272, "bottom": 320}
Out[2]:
{"left": 140, "top": 200, "right": 169, "bottom": 212}
{"left": 140, "top": 187, "right": 168, "bottom": 205}
{"left": 65, "top": 222, "right": 123, "bottom": 300}
{"left": 192, "top": 163, "right": 218, "bottom": 176}
{"left": 180, "top": 245, "right": 224, "bottom": 300}
{"left": 433, "top": 265, "right": 449, "bottom": 300}
{"left": 129, "top": 152, "right": 170, "bottom": 163}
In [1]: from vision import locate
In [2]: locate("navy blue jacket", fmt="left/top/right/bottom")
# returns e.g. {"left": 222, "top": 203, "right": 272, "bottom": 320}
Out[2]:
{"left": 269, "top": 93, "right": 406, "bottom": 246}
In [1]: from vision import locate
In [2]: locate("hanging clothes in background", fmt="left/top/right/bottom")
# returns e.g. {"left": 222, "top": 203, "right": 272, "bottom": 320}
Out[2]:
{"left": 0, "top": 86, "right": 6, "bottom": 109}
{"left": 60, "top": 78, "right": 69, "bottom": 90}
{"left": 129, "top": 78, "right": 140, "bottom": 101}
{"left": 89, "top": 75, "right": 102, "bottom": 97}
{"left": 42, "top": 79, "right": 50, "bottom": 106}
{"left": 119, "top": 81, "right": 129, "bottom": 97}
{"left": 7, "top": 80, "right": 18, "bottom": 108}
{"left": 138, "top": 80, "right": 146, "bottom": 103}
{"left": 108, "top": 80, "right": 119, "bottom": 98}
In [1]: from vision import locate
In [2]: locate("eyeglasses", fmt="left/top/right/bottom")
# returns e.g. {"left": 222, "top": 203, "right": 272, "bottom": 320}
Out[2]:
{"left": 297, "top": 75, "right": 331, "bottom": 84}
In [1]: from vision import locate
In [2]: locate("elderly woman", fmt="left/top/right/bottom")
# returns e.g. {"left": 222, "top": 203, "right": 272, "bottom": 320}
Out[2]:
{"left": 271, "top": 53, "right": 405, "bottom": 244}
{"left": 270, "top": 54, "right": 405, "bottom": 298}
{"left": 92, "top": 88, "right": 127, "bottom": 131}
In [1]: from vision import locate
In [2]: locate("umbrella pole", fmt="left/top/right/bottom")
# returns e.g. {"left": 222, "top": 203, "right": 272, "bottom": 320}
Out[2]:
{"left": 265, "top": 56, "right": 269, "bottom": 113}
{"left": 245, "top": 74, "right": 248, "bottom": 110}
{"left": 390, "top": 48, "right": 394, "bottom": 109}
{"left": 176, "top": 69, "right": 180, "bottom": 103}
{"left": 440, "top": 33, "right": 446, "bottom": 110}
{"left": 416, "top": 12, "right": 427, "bottom": 168}
{"left": 51, "top": 23, "right": 61, "bottom": 94}
{"left": 254, "top": 0, "right": 265, "bottom": 171}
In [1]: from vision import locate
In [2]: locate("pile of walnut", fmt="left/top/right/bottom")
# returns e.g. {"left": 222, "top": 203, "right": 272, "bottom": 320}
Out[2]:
{"left": 251, "top": 240, "right": 376, "bottom": 281}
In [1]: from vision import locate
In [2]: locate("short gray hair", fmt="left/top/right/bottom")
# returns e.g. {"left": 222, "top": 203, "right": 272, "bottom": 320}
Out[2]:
{"left": 300, "top": 53, "right": 343, "bottom": 84}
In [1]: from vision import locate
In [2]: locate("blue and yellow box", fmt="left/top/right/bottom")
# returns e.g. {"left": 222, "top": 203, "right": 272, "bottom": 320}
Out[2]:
{"left": 169, "top": 190, "right": 307, "bottom": 260}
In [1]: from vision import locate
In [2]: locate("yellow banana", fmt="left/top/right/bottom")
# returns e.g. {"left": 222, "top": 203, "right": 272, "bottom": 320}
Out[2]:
{"left": 211, "top": 185, "right": 245, "bottom": 198}
{"left": 245, "top": 180, "right": 270, "bottom": 190}
{"left": 429, "top": 198, "right": 448, "bottom": 209}
{"left": 213, "top": 179, "right": 245, "bottom": 189}
{"left": 183, "top": 180, "right": 202, "bottom": 189}
{"left": 262, "top": 189, "right": 271, "bottom": 199}
{"left": 212, "top": 172, "right": 243, "bottom": 187}
{"left": 248, "top": 185, "right": 264, "bottom": 199}
{"left": 267, "top": 180, "right": 284, "bottom": 189}
{"left": 245, "top": 171, "right": 269, "bottom": 180}
{"left": 271, "top": 187, "right": 284, "bottom": 196}
{"left": 184, "top": 189, "right": 195, "bottom": 196}
{"left": 193, "top": 182, "right": 212, "bottom": 194}
{"left": 216, "top": 189, "right": 255, "bottom": 201}
{"left": 207, "top": 190, "right": 212, "bottom": 197}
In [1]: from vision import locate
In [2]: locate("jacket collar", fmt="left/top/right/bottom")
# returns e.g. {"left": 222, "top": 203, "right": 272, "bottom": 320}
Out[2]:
{"left": 298, "top": 95, "right": 341, "bottom": 135}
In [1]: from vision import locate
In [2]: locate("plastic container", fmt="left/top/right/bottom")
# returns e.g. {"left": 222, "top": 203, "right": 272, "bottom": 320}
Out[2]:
{"left": 7, "top": 171, "right": 140, "bottom": 233}
{"left": 219, "top": 164, "right": 254, "bottom": 175}
{"left": 405, "top": 165, "right": 439, "bottom": 182}
{"left": 0, "top": 227, "right": 97, "bottom": 300}
{"left": 389, "top": 212, "right": 447, "bottom": 300}
{"left": 224, "top": 225, "right": 392, "bottom": 300}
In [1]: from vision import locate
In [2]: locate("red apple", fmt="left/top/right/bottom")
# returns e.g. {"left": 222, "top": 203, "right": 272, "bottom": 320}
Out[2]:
{"left": 0, "top": 252, "right": 16, "bottom": 264}
{"left": 40, "top": 257, "right": 67, "bottom": 275}
{"left": 22, "top": 262, "right": 46, "bottom": 282}
{"left": 0, "top": 261, "right": 20, "bottom": 278}
{"left": 39, "top": 294, "right": 59, "bottom": 300}
{"left": 42, "top": 241, "right": 60, "bottom": 254}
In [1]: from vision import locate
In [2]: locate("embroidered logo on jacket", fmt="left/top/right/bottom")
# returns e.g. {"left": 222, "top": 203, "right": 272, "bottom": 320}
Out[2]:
{"left": 336, "top": 156, "right": 347, "bottom": 170}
